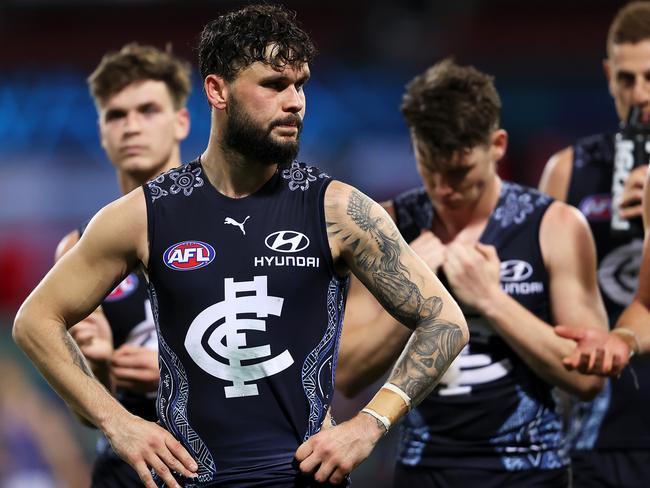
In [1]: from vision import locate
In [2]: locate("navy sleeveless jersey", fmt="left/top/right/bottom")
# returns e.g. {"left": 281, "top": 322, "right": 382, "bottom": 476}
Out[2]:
{"left": 566, "top": 133, "right": 650, "bottom": 450}
{"left": 393, "top": 182, "right": 567, "bottom": 471}
{"left": 78, "top": 223, "right": 158, "bottom": 422}
{"left": 142, "top": 160, "right": 348, "bottom": 486}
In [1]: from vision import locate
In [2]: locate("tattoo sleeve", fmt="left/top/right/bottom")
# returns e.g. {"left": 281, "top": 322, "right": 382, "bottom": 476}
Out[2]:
{"left": 328, "top": 188, "right": 465, "bottom": 406}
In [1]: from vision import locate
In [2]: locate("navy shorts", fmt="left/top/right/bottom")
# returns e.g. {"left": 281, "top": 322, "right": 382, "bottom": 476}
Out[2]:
{"left": 572, "top": 450, "right": 650, "bottom": 488}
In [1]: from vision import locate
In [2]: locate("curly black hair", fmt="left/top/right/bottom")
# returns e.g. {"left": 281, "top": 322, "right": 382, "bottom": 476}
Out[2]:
{"left": 401, "top": 58, "right": 501, "bottom": 163}
{"left": 198, "top": 4, "right": 316, "bottom": 81}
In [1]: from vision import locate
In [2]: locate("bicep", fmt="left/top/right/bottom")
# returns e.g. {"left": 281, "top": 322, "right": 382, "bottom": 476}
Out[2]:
{"left": 541, "top": 202, "right": 607, "bottom": 329}
{"left": 325, "top": 182, "right": 462, "bottom": 330}
{"left": 24, "top": 192, "right": 147, "bottom": 328}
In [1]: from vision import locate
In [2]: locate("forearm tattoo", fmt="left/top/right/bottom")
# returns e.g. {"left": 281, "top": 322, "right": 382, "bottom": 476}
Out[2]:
{"left": 60, "top": 327, "right": 94, "bottom": 378}
{"left": 328, "top": 189, "right": 464, "bottom": 406}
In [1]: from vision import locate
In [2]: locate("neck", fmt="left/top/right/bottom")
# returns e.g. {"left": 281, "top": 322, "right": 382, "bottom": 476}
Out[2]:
{"left": 200, "top": 126, "right": 278, "bottom": 199}
{"left": 433, "top": 176, "right": 501, "bottom": 242}
{"left": 116, "top": 146, "right": 182, "bottom": 195}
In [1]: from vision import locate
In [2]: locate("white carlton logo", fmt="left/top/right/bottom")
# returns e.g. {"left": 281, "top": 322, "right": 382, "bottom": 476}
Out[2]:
{"left": 265, "top": 231, "right": 310, "bottom": 253}
{"left": 500, "top": 260, "right": 533, "bottom": 282}
{"left": 184, "top": 276, "right": 294, "bottom": 398}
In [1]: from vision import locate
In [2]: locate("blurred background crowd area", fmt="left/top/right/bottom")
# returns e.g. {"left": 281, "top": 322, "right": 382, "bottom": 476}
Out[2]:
{"left": 0, "top": 0, "right": 630, "bottom": 486}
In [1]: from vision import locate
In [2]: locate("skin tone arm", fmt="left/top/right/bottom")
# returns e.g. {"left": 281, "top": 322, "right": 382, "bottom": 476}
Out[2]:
{"left": 443, "top": 202, "right": 607, "bottom": 401}
{"left": 558, "top": 170, "right": 650, "bottom": 374}
{"left": 13, "top": 189, "right": 197, "bottom": 488}
{"left": 295, "top": 182, "right": 468, "bottom": 485}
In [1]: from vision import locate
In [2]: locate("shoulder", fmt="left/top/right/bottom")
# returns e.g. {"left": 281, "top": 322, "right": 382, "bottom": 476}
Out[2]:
{"left": 54, "top": 229, "right": 81, "bottom": 262}
{"left": 143, "top": 160, "right": 204, "bottom": 203}
{"left": 538, "top": 146, "right": 573, "bottom": 200}
{"left": 278, "top": 161, "right": 331, "bottom": 192}
{"left": 539, "top": 200, "right": 593, "bottom": 262}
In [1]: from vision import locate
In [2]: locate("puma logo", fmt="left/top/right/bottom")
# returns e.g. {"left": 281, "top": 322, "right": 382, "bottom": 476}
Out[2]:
{"left": 224, "top": 216, "right": 251, "bottom": 235}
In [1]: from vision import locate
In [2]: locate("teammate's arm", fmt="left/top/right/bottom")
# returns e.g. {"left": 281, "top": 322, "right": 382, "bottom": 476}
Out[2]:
{"left": 295, "top": 182, "right": 468, "bottom": 485}
{"left": 559, "top": 170, "right": 650, "bottom": 374}
{"left": 457, "top": 202, "right": 606, "bottom": 399}
{"left": 13, "top": 189, "right": 197, "bottom": 488}
{"left": 538, "top": 146, "right": 573, "bottom": 200}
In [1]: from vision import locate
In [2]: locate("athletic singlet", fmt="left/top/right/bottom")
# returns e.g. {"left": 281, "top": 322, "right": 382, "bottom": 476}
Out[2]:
{"left": 78, "top": 223, "right": 158, "bottom": 422}
{"left": 393, "top": 182, "right": 567, "bottom": 471}
{"left": 142, "top": 159, "right": 348, "bottom": 486}
{"left": 566, "top": 133, "right": 650, "bottom": 450}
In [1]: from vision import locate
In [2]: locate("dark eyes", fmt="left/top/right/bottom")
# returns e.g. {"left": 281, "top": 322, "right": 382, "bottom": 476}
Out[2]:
{"left": 616, "top": 72, "right": 650, "bottom": 87}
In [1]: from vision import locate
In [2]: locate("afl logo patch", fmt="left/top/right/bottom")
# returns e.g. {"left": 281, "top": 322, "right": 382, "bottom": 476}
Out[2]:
{"left": 500, "top": 260, "right": 533, "bottom": 282}
{"left": 105, "top": 273, "right": 138, "bottom": 302}
{"left": 265, "top": 231, "right": 310, "bottom": 253}
{"left": 579, "top": 194, "right": 611, "bottom": 221}
{"left": 164, "top": 241, "right": 215, "bottom": 271}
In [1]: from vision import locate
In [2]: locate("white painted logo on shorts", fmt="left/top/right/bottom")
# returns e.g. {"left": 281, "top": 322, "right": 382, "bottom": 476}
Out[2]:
{"left": 184, "top": 276, "right": 294, "bottom": 398}
{"left": 265, "top": 231, "right": 310, "bottom": 253}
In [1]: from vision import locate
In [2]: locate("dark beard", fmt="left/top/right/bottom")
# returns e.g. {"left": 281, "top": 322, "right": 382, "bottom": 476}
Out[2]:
{"left": 223, "top": 96, "right": 302, "bottom": 166}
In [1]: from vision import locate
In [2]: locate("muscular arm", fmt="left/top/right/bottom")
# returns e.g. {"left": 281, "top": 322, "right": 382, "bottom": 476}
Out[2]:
{"left": 13, "top": 189, "right": 197, "bottom": 487}
{"left": 476, "top": 202, "right": 607, "bottom": 399}
{"left": 55, "top": 229, "right": 113, "bottom": 395}
{"left": 326, "top": 182, "right": 468, "bottom": 406}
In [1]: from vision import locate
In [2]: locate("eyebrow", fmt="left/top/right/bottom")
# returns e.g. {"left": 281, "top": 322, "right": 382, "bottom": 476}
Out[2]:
{"left": 259, "top": 72, "right": 311, "bottom": 85}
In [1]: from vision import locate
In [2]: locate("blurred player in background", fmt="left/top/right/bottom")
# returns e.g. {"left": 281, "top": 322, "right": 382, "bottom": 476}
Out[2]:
{"left": 337, "top": 58, "right": 607, "bottom": 487}
{"left": 55, "top": 43, "right": 191, "bottom": 487}
{"left": 540, "top": 3, "right": 650, "bottom": 486}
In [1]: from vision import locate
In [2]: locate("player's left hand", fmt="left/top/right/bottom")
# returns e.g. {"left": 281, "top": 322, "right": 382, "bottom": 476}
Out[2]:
{"left": 619, "top": 164, "right": 648, "bottom": 220}
{"left": 111, "top": 345, "right": 159, "bottom": 393}
{"left": 442, "top": 242, "right": 501, "bottom": 310}
{"left": 555, "top": 325, "right": 631, "bottom": 376}
{"left": 295, "top": 412, "right": 384, "bottom": 485}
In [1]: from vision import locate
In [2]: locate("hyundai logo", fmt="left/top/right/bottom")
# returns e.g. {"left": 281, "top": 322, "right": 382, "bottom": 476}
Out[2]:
{"left": 500, "top": 260, "right": 533, "bottom": 282}
{"left": 265, "top": 231, "right": 310, "bottom": 253}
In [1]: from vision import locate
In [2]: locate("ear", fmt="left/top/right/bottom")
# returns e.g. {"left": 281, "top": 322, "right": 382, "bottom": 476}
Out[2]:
{"left": 174, "top": 107, "right": 190, "bottom": 141}
{"left": 603, "top": 58, "right": 615, "bottom": 97}
{"left": 490, "top": 129, "right": 508, "bottom": 162}
{"left": 204, "top": 74, "right": 228, "bottom": 110}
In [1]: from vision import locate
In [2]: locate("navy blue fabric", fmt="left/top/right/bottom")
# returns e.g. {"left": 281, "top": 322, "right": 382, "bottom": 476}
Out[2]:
{"left": 143, "top": 159, "right": 348, "bottom": 487}
{"left": 566, "top": 134, "right": 650, "bottom": 453}
{"left": 394, "top": 182, "right": 567, "bottom": 471}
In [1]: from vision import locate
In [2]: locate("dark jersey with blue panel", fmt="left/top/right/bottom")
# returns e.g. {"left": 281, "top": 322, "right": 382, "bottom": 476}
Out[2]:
{"left": 142, "top": 159, "right": 348, "bottom": 487}
{"left": 566, "top": 133, "right": 650, "bottom": 451}
{"left": 393, "top": 182, "right": 568, "bottom": 472}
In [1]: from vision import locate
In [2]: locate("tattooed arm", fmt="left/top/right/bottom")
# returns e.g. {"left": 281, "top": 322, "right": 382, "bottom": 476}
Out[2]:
{"left": 13, "top": 189, "right": 197, "bottom": 488}
{"left": 295, "top": 181, "right": 467, "bottom": 484}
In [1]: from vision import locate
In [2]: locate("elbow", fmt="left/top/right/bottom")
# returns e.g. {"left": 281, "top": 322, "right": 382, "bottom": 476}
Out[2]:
{"left": 12, "top": 308, "right": 32, "bottom": 351}
{"left": 574, "top": 377, "right": 605, "bottom": 402}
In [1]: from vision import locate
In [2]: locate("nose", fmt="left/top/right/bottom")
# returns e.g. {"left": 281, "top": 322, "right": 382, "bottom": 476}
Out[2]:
{"left": 631, "top": 75, "right": 650, "bottom": 106}
{"left": 123, "top": 111, "right": 142, "bottom": 135}
{"left": 283, "top": 85, "right": 304, "bottom": 114}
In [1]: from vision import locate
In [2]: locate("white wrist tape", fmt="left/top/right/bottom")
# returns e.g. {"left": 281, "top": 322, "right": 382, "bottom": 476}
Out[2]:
{"left": 361, "top": 408, "right": 390, "bottom": 432}
{"left": 382, "top": 382, "right": 412, "bottom": 410}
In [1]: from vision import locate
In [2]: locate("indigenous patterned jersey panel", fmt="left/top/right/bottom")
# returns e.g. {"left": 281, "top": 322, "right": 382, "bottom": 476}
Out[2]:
{"left": 143, "top": 160, "right": 348, "bottom": 486}
{"left": 394, "top": 182, "right": 565, "bottom": 471}
{"left": 567, "top": 133, "right": 650, "bottom": 451}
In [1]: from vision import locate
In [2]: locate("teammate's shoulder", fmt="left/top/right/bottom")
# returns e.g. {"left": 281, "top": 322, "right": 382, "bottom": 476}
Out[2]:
{"left": 501, "top": 180, "right": 553, "bottom": 207}
{"left": 278, "top": 160, "right": 331, "bottom": 192}
{"left": 143, "top": 159, "right": 204, "bottom": 203}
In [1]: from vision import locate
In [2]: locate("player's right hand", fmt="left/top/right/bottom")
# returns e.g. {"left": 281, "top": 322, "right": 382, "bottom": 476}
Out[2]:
{"left": 410, "top": 230, "right": 446, "bottom": 273}
{"left": 69, "top": 309, "right": 113, "bottom": 362}
{"left": 555, "top": 325, "right": 630, "bottom": 376}
{"left": 619, "top": 164, "right": 648, "bottom": 220}
{"left": 106, "top": 413, "right": 198, "bottom": 488}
